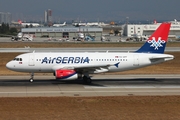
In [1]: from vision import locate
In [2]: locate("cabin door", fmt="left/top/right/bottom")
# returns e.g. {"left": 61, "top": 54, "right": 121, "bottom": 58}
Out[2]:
{"left": 29, "top": 54, "right": 35, "bottom": 66}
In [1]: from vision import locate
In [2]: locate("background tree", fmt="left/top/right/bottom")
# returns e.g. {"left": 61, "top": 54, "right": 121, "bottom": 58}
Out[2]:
{"left": 0, "top": 23, "right": 18, "bottom": 36}
{"left": 30, "top": 24, "right": 33, "bottom": 28}
{"left": 9, "top": 27, "right": 18, "bottom": 35}
{"left": 25, "top": 25, "right": 29, "bottom": 28}
{"left": 114, "top": 29, "right": 120, "bottom": 36}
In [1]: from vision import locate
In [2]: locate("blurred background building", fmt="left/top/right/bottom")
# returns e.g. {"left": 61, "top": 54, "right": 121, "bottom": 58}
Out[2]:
{"left": 0, "top": 12, "right": 12, "bottom": 24}
{"left": 44, "top": 9, "right": 52, "bottom": 26}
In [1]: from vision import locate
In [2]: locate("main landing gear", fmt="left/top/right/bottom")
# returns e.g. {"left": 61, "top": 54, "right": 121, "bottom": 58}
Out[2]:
{"left": 83, "top": 75, "right": 92, "bottom": 84}
{"left": 29, "top": 72, "right": 34, "bottom": 82}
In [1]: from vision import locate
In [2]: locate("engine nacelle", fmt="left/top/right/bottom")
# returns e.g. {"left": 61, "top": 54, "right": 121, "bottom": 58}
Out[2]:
{"left": 55, "top": 69, "right": 81, "bottom": 80}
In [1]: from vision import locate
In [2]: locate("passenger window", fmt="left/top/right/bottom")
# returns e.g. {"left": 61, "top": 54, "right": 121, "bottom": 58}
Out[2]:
{"left": 20, "top": 58, "right": 22, "bottom": 61}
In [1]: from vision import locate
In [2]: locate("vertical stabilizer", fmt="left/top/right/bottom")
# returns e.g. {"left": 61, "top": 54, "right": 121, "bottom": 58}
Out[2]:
{"left": 136, "top": 23, "right": 171, "bottom": 53}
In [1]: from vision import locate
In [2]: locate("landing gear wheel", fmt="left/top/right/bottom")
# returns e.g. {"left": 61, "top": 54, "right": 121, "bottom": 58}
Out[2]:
{"left": 83, "top": 76, "right": 92, "bottom": 84}
{"left": 30, "top": 79, "right": 33, "bottom": 82}
{"left": 29, "top": 72, "right": 34, "bottom": 82}
{"left": 86, "top": 78, "right": 92, "bottom": 84}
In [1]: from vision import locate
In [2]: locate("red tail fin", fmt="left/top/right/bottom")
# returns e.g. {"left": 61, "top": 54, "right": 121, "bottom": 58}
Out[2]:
{"left": 18, "top": 20, "right": 22, "bottom": 24}
{"left": 148, "top": 22, "right": 170, "bottom": 43}
{"left": 136, "top": 23, "right": 171, "bottom": 53}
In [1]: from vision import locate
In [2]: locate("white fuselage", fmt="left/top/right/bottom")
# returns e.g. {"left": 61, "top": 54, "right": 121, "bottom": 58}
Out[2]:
{"left": 6, "top": 52, "right": 174, "bottom": 74}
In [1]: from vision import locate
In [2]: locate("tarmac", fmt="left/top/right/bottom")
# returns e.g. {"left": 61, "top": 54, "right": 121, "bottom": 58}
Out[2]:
{"left": 0, "top": 74, "right": 180, "bottom": 97}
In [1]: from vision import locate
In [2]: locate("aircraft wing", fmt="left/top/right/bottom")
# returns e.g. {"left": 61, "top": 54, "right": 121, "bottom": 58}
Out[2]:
{"left": 75, "top": 66, "right": 109, "bottom": 74}
{"left": 52, "top": 62, "right": 120, "bottom": 74}
{"left": 74, "top": 64, "right": 113, "bottom": 73}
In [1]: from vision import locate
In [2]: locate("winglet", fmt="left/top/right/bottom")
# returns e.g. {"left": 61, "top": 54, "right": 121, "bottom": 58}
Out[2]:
{"left": 136, "top": 23, "right": 171, "bottom": 53}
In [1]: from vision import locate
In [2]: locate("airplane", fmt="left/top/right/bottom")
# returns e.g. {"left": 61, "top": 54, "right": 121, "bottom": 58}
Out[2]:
{"left": 86, "top": 22, "right": 109, "bottom": 27}
{"left": 18, "top": 20, "right": 40, "bottom": 27}
{"left": 72, "top": 22, "right": 109, "bottom": 27}
{"left": 6, "top": 23, "right": 174, "bottom": 84}
{"left": 53, "top": 22, "right": 66, "bottom": 27}
{"left": 72, "top": 22, "right": 86, "bottom": 26}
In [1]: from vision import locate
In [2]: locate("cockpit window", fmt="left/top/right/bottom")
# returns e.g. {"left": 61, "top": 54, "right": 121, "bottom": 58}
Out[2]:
{"left": 13, "top": 58, "right": 22, "bottom": 61}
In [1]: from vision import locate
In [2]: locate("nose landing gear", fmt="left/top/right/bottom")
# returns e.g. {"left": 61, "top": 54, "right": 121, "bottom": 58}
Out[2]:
{"left": 29, "top": 72, "right": 34, "bottom": 82}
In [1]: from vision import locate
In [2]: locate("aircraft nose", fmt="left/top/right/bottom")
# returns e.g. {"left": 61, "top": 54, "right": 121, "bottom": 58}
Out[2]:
{"left": 6, "top": 61, "right": 14, "bottom": 70}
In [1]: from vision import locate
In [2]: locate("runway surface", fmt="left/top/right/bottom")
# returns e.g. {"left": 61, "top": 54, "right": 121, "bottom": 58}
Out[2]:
{"left": 0, "top": 74, "right": 180, "bottom": 97}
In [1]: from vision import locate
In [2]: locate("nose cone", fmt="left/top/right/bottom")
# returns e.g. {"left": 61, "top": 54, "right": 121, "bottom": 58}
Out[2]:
{"left": 6, "top": 61, "right": 13, "bottom": 70}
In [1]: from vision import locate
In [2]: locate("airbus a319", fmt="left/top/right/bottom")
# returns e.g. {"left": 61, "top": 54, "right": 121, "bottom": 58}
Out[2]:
{"left": 6, "top": 23, "right": 174, "bottom": 84}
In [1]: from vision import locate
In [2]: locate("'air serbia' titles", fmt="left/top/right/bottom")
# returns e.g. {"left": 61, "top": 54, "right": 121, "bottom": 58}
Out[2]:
{"left": 41, "top": 56, "right": 89, "bottom": 64}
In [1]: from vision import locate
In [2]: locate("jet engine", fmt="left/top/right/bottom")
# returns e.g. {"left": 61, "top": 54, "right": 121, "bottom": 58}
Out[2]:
{"left": 55, "top": 69, "right": 81, "bottom": 80}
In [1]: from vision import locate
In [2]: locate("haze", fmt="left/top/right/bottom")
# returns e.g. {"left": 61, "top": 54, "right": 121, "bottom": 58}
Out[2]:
{"left": 0, "top": 0, "right": 180, "bottom": 22}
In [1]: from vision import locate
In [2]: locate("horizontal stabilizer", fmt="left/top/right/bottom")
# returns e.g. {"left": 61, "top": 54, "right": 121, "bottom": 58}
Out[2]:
{"left": 149, "top": 54, "right": 174, "bottom": 62}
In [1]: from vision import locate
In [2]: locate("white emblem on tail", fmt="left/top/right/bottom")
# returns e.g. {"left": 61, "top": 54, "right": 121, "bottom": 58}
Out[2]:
{"left": 147, "top": 37, "right": 166, "bottom": 50}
